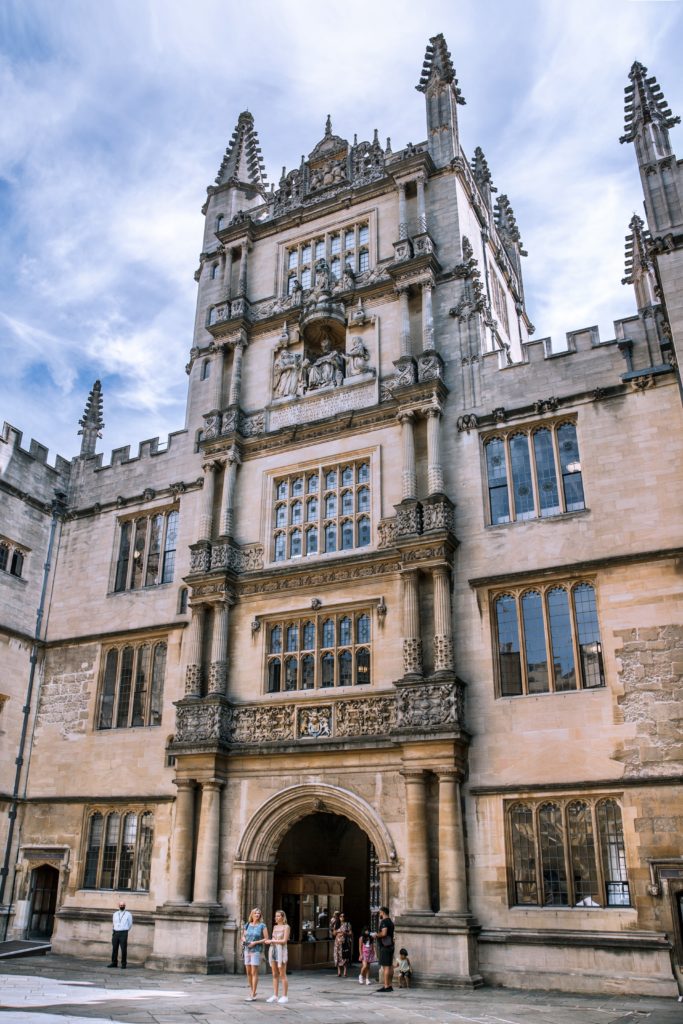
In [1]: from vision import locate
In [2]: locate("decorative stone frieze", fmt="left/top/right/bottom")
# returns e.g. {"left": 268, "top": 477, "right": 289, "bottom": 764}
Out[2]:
{"left": 422, "top": 495, "right": 455, "bottom": 534}
{"left": 336, "top": 696, "right": 396, "bottom": 736}
{"left": 268, "top": 377, "right": 377, "bottom": 430}
{"left": 396, "top": 680, "right": 464, "bottom": 731}
{"left": 393, "top": 239, "right": 414, "bottom": 262}
{"left": 417, "top": 350, "right": 443, "bottom": 382}
{"left": 377, "top": 517, "right": 399, "bottom": 549}
{"left": 189, "top": 542, "right": 212, "bottom": 573}
{"left": 392, "top": 358, "right": 418, "bottom": 388}
{"left": 298, "top": 705, "right": 332, "bottom": 738}
{"left": 232, "top": 704, "right": 294, "bottom": 743}
{"left": 395, "top": 500, "right": 423, "bottom": 537}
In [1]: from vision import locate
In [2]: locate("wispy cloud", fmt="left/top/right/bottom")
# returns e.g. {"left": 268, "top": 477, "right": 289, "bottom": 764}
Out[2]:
{"left": 0, "top": 0, "right": 681, "bottom": 462}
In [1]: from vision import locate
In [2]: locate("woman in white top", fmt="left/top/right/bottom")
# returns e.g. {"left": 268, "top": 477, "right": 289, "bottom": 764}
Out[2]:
{"left": 265, "top": 909, "right": 291, "bottom": 1004}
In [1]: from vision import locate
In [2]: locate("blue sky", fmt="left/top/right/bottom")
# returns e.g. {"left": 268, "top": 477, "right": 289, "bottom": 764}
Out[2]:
{"left": 0, "top": 0, "right": 681, "bottom": 464}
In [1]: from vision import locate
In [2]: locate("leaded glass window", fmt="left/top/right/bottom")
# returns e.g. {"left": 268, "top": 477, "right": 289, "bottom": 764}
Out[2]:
{"left": 264, "top": 608, "right": 373, "bottom": 691}
{"left": 114, "top": 508, "right": 180, "bottom": 592}
{"left": 83, "top": 809, "right": 154, "bottom": 892}
{"left": 98, "top": 641, "right": 167, "bottom": 730}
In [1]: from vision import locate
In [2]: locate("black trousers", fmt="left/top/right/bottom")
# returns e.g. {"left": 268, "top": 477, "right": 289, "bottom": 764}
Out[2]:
{"left": 111, "top": 929, "right": 129, "bottom": 966}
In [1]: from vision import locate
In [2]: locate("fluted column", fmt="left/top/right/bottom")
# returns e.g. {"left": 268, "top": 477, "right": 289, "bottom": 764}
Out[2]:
{"left": 199, "top": 462, "right": 218, "bottom": 542}
{"left": 221, "top": 247, "right": 231, "bottom": 298}
{"left": 399, "top": 412, "right": 417, "bottom": 500}
{"left": 237, "top": 240, "right": 248, "bottom": 297}
{"left": 219, "top": 447, "right": 241, "bottom": 537}
{"left": 168, "top": 779, "right": 196, "bottom": 903}
{"left": 426, "top": 407, "right": 444, "bottom": 494}
{"left": 208, "top": 601, "right": 229, "bottom": 695}
{"left": 184, "top": 604, "right": 205, "bottom": 697}
{"left": 210, "top": 344, "right": 225, "bottom": 412}
{"left": 433, "top": 566, "right": 454, "bottom": 673}
{"left": 437, "top": 770, "right": 468, "bottom": 914}
{"left": 397, "top": 287, "right": 412, "bottom": 358}
{"left": 421, "top": 281, "right": 434, "bottom": 351}
{"left": 401, "top": 769, "right": 431, "bottom": 911}
{"left": 193, "top": 779, "right": 223, "bottom": 904}
{"left": 398, "top": 183, "right": 408, "bottom": 240}
{"left": 401, "top": 569, "right": 422, "bottom": 677}
{"left": 228, "top": 340, "right": 245, "bottom": 407}
{"left": 416, "top": 175, "right": 427, "bottom": 233}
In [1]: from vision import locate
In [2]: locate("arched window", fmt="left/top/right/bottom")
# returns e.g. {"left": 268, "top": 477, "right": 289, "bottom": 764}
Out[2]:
{"left": 306, "top": 527, "right": 318, "bottom": 555}
{"left": 292, "top": 477, "right": 304, "bottom": 496}
{"left": 322, "top": 619, "right": 335, "bottom": 647}
{"left": 521, "top": 591, "right": 548, "bottom": 693}
{"left": 10, "top": 549, "right": 24, "bottom": 577}
{"left": 303, "top": 622, "right": 315, "bottom": 649}
{"left": 597, "top": 800, "right": 629, "bottom": 905}
{"left": 510, "top": 433, "right": 534, "bottom": 520}
{"left": 356, "top": 647, "right": 370, "bottom": 685}
{"left": 267, "top": 659, "right": 281, "bottom": 693}
{"left": 201, "top": 358, "right": 211, "bottom": 380}
{"left": 98, "top": 641, "right": 166, "bottom": 731}
{"left": 83, "top": 813, "right": 103, "bottom": 888}
{"left": 264, "top": 608, "right": 373, "bottom": 692}
{"left": 306, "top": 498, "right": 318, "bottom": 522}
{"left": 341, "top": 466, "right": 353, "bottom": 486}
{"left": 286, "top": 625, "right": 299, "bottom": 652}
{"left": 547, "top": 587, "right": 575, "bottom": 691}
{"left": 339, "top": 650, "right": 352, "bottom": 686}
{"left": 495, "top": 594, "right": 522, "bottom": 696}
{"left": 342, "top": 490, "right": 354, "bottom": 514}
{"left": 208, "top": 307, "right": 218, "bottom": 326}
{"left": 83, "top": 809, "right": 154, "bottom": 891}
{"left": 485, "top": 437, "right": 510, "bottom": 525}
{"left": 274, "top": 534, "right": 286, "bottom": 561}
{"left": 136, "top": 812, "right": 154, "bottom": 891}
{"left": 324, "top": 523, "right": 337, "bottom": 553}
{"left": 118, "top": 813, "right": 138, "bottom": 889}
{"left": 341, "top": 520, "right": 354, "bottom": 550}
{"left": 211, "top": 262, "right": 219, "bottom": 280}
{"left": 284, "top": 657, "right": 298, "bottom": 691}
{"left": 325, "top": 494, "right": 337, "bottom": 518}
{"left": 357, "top": 614, "right": 370, "bottom": 644}
{"left": 291, "top": 501, "right": 303, "bottom": 524}
{"left": 178, "top": 587, "right": 188, "bottom": 614}
{"left": 558, "top": 422, "right": 585, "bottom": 511}
{"left": 215, "top": 214, "right": 224, "bottom": 231}
{"left": 101, "top": 812, "right": 121, "bottom": 889}
{"left": 357, "top": 487, "right": 370, "bottom": 512}
{"left": 0, "top": 544, "right": 8, "bottom": 572}
{"left": 114, "top": 510, "right": 179, "bottom": 593}
{"left": 289, "top": 529, "right": 302, "bottom": 558}
{"left": 567, "top": 801, "right": 598, "bottom": 905}
{"left": 339, "top": 617, "right": 352, "bottom": 645}
{"left": 269, "top": 626, "right": 282, "bottom": 654}
{"left": 321, "top": 652, "right": 335, "bottom": 687}
{"left": 357, "top": 517, "right": 370, "bottom": 547}
{"left": 301, "top": 654, "right": 315, "bottom": 690}
{"left": 533, "top": 428, "right": 560, "bottom": 517}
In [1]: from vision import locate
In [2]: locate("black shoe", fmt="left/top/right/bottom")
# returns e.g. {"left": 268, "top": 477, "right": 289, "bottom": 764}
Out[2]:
{"left": 376, "top": 986, "right": 387, "bottom": 992}
{"left": 107, "top": 963, "right": 117, "bottom": 968}
{"left": 121, "top": 964, "right": 127, "bottom": 969}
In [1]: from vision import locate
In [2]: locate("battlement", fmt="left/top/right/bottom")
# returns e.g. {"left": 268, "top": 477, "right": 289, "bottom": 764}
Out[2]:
{"left": 0, "top": 422, "right": 72, "bottom": 479}
{"left": 88, "top": 429, "right": 189, "bottom": 473}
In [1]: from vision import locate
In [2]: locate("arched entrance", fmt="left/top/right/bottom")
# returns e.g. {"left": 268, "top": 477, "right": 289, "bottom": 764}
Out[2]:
{"left": 28, "top": 864, "right": 59, "bottom": 940}
{"left": 235, "top": 783, "right": 396, "bottom": 967}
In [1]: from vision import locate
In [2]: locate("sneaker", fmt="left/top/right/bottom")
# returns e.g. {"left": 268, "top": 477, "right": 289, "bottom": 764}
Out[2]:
{"left": 366, "top": 978, "right": 372, "bottom": 985}
{"left": 245, "top": 995, "right": 256, "bottom": 1001}
{"left": 376, "top": 986, "right": 387, "bottom": 992}
{"left": 358, "top": 975, "right": 364, "bottom": 984}
{"left": 278, "top": 996, "right": 288, "bottom": 1003}
{"left": 266, "top": 995, "right": 278, "bottom": 1002}
{"left": 107, "top": 963, "right": 117, "bottom": 968}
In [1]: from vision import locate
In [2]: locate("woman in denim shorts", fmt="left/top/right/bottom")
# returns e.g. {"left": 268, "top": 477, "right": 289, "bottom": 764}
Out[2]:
{"left": 243, "top": 908, "right": 269, "bottom": 1001}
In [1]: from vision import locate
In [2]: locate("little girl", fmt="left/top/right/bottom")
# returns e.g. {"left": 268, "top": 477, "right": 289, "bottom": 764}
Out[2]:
{"left": 396, "top": 947, "right": 412, "bottom": 988}
{"left": 358, "top": 926, "right": 376, "bottom": 986}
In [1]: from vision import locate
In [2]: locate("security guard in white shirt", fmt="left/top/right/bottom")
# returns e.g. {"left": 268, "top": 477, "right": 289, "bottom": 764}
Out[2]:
{"left": 108, "top": 901, "right": 133, "bottom": 969}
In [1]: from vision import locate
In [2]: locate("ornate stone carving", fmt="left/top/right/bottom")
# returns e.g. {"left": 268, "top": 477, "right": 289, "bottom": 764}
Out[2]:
{"left": 175, "top": 701, "right": 229, "bottom": 742}
{"left": 298, "top": 706, "right": 332, "bottom": 738}
{"left": 412, "top": 232, "right": 436, "bottom": 256}
{"left": 240, "top": 543, "right": 265, "bottom": 571}
{"left": 534, "top": 396, "right": 560, "bottom": 414}
{"left": 208, "top": 662, "right": 228, "bottom": 695}
{"left": 456, "top": 413, "right": 478, "bottom": 432}
{"left": 396, "top": 681, "right": 463, "bottom": 730}
{"left": 492, "top": 407, "right": 507, "bottom": 422}
{"left": 395, "top": 501, "right": 422, "bottom": 537}
{"left": 221, "top": 409, "right": 238, "bottom": 434}
{"left": 417, "top": 351, "right": 443, "bottom": 382}
{"left": 402, "top": 637, "right": 423, "bottom": 676}
{"left": 355, "top": 264, "right": 391, "bottom": 288}
{"left": 189, "top": 543, "right": 211, "bottom": 573}
{"left": 434, "top": 635, "right": 455, "bottom": 672}
{"left": 393, "top": 239, "right": 413, "bottom": 262}
{"left": 269, "top": 378, "right": 377, "bottom": 430}
{"left": 240, "top": 412, "right": 266, "bottom": 436}
{"left": 184, "top": 665, "right": 202, "bottom": 697}
{"left": 346, "top": 337, "right": 374, "bottom": 378}
{"left": 203, "top": 413, "right": 222, "bottom": 439}
{"left": 336, "top": 697, "right": 396, "bottom": 737}
{"left": 232, "top": 704, "right": 295, "bottom": 743}
{"left": 377, "top": 517, "right": 398, "bottom": 549}
{"left": 392, "top": 358, "right": 417, "bottom": 388}
{"left": 422, "top": 498, "right": 455, "bottom": 534}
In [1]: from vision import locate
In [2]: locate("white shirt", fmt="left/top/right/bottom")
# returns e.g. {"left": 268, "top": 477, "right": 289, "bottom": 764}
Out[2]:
{"left": 113, "top": 909, "right": 133, "bottom": 931}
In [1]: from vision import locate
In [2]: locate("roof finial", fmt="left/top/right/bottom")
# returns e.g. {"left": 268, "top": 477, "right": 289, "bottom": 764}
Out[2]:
{"left": 78, "top": 380, "right": 104, "bottom": 458}
{"left": 215, "top": 111, "right": 268, "bottom": 189}
{"left": 325, "top": 114, "right": 332, "bottom": 137}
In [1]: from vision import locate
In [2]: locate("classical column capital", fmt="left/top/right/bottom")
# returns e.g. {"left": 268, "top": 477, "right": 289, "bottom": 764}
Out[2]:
{"left": 201, "top": 778, "right": 225, "bottom": 793}
{"left": 397, "top": 409, "right": 416, "bottom": 425}
{"left": 202, "top": 459, "right": 220, "bottom": 475}
{"left": 226, "top": 445, "right": 242, "bottom": 466}
{"left": 173, "top": 778, "right": 197, "bottom": 792}
{"left": 400, "top": 766, "right": 429, "bottom": 784}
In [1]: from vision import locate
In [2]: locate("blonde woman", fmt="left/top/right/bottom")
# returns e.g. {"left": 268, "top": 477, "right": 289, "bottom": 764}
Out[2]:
{"left": 242, "top": 908, "right": 269, "bottom": 1001}
{"left": 265, "top": 909, "right": 291, "bottom": 1003}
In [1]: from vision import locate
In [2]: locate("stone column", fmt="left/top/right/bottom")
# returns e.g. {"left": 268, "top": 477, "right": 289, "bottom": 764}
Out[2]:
{"left": 184, "top": 604, "right": 205, "bottom": 697}
{"left": 426, "top": 406, "right": 444, "bottom": 495}
{"left": 416, "top": 175, "right": 427, "bottom": 233}
{"left": 208, "top": 601, "right": 229, "bottom": 695}
{"left": 210, "top": 345, "right": 225, "bottom": 413}
{"left": 193, "top": 780, "right": 223, "bottom": 905}
{"left": 421, "top": 281, "right": 434, "bottom": 351}
{"left": 221, "top": 247, "right": 231, "bottom": 298}
{"left": 433, "top": 566, "right": 454, "bottom": 673}
{"left": 398, "top": 183, "right": 408, "bottom": 240}
{"left": 397, "top": 287, "right": 412, "bottom": 358}
{"left": 219, "top": 447, "right": 241, "bottom": 537}
{"left": 237, "top": 240, "right": 248, "bottom": 297}
{"left": 399, "top": 412, "right": 417, "bottom": 501}
{"left": 401, "top": 769, "right": 431, "bottom": 911}
{"left": 401, "top": 569, "right": 422, "bottom": 677}
{"left": 168, "top": 779, "right": 196, "bottom": 903}
{"left": 228, "top": 340, "right": 245, "bottom": 407}
{"left": 199, "top": 462, "right": 217, "bottom": 542}
{"left": 437, "top": 770, "right": 468, "bottom": 914}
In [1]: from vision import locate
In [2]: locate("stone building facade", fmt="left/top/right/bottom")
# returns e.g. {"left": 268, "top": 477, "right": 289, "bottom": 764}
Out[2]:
{"left": 1, "top": 36, "right": 682, "bottom": 996}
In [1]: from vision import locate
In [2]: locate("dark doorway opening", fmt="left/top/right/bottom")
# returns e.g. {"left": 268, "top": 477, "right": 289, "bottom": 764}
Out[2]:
{"left": 28, "top": 865, "right": 58, "bottom": 940}
{"left": 274, "top": 812, "right": 379, "bottom": 969}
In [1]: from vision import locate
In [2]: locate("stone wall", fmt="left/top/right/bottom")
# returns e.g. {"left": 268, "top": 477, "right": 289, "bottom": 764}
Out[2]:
{"left": 613, "top": 625, "right": 683, "bottom": 777}
{"left": 35, "top": 645, "right": 97, "bottom": 739}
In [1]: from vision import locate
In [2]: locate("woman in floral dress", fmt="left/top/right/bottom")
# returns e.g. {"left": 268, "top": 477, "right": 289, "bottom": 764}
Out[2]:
{"left": 333, "top": 913, "right": 353, "bottom": 977}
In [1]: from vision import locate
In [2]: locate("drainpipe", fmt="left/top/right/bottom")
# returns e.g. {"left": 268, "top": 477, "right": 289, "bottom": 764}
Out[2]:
{"left": 0, "top": 491, "right": 65, "bottom": 939}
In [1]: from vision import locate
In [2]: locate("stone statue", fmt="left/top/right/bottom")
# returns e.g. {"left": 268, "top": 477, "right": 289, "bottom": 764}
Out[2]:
{"left": 346, "top": 336, "right": 373, "bottom": 377}
{"left": 341, "top": 265, "right": 355, "bottom": 291}
{"left": 273, "top": 347, "right": 302, "bottom": 398}
{"left": 306, "top": 336, "right": 345, "bottom": 389}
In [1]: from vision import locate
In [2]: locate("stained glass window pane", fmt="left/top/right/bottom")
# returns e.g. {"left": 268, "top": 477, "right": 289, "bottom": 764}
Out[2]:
{"left": 145, "top": 515, "right": 163, "bottom": 587}
{"left": 325, "top": 494, "right": 337, "bottom": 517}
{"left": 358, "top": 462, "right": 370, "bottom": 483}
{"left": 486, "top": 439, "right": 510, "bottom": 524}
{"left": 306, "top": 528, "right": 318, "bottom": 555}
{"left": 510, "top": 433, "right": 535, "bottom": 520}
{"left": 533, "top": 429, "right": 560, "bottom": 517}
{"left": 268, "top": 659, "right": 281, "bottom": 693}
{"left": 510, "top": 804, "right": 538, "bottom": 904}
{"left": 539, "top": 803, "right": 568, "bottom": 906}
{"left": 357, "top": 614, "right": 371, "bottom": 644}
{"left": 276, "top": 505, "right": 287, "bottom": 527}
{"left": 339, "top": 617, "right": 352, "bottom": 645}
{"left": 291, "top": 501, "right": 302, "bottom": 525}
{"left": 325, "top": 470, "right": 337, "bottom": 488}
{"left": 275, "top": 534, "right": 286, "bottom": 561}
{"left": 150, "top": 643, "right": 166, "bottom": 726}
{"left": 117, "top": 813, "right": 137, "bottom": 890}
{"left": 161, "top": 510, "right": 178, "bottom": 584}
{"left": 357, "top": 487, "right": 370, "bottom": 512}
{"left": 306, "top": 499, "right": 318, "bottom": 522}
{"left": 573, "top": 583, "right": 604, "bottom": 689}
{"left": 135, "top": 813, "right": 154, "bottom": 891}
{"left": 325, "top": 524, "right": 337, "bottom": 553}
{"left": 130, "top": 519, "right": 147, "bottom": 590}
{"left": 521, "top": 591, "right": 548, "bottom": 693}
{"left": 277, "top": 481, "right": 288, "bottom": 500}
{"left": 287, "top": 625, "right": 299, "bottom": 652}
{"left": 558, "top": 423, "right": 585, "bottom": 512}
{"left": 270, "top": 626, "right": 282, "bottom": 654}
{"left": 307, "top": 474, "right": 319, "bottom": 494}
{"left": 342, "top": 490, "right": 354, "bottom": 514}
{"left": 341, "top": 520, "right": 354, "bottom": 549}
{"left": 290, "top": 529, "right": 302, "bottom": 557}
{"left": 495, "top": 595, "right": 522, "bottom": 696}
{"left": 322, "top": 619, "right": 335, "bottom": 647}
{"left": 303, "top": 622, "right": 315, "bottom": 649}
{"left": 357, "top": 517, "right": 370, "bottom": 546}
{"left": 547, "top": 587, "right": 576, "bottom": 691}
{"left": 115, "top": 522, "right": 132, "bottom": 592}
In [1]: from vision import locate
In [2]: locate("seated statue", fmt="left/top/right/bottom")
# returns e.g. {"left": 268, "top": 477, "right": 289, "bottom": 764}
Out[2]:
{"left": 306, "top": 336, "right": 345, "bottom": 389}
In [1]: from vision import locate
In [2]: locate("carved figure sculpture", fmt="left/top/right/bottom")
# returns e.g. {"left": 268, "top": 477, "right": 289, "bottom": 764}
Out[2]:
{"left": 306, "top": 336, "right": 345, "bottom": 389}
{"left": 314, "top": 258, "right": 331, "bottom": 294}
{"left": 273, "top": 347, "right": 302, "bottom": 398}
{"left": 346, "top": 337, "right": 373, "bottom": 377}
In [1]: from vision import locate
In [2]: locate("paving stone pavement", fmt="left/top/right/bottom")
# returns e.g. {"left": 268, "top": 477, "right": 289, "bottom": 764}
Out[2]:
{"left": 0, "top": 957, "right": 681, "bottom": 1024}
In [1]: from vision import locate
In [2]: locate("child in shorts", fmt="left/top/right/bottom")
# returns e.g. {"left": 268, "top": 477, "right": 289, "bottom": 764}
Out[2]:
{"left": 396, "top": 947, "right": 412, "bottom": 988}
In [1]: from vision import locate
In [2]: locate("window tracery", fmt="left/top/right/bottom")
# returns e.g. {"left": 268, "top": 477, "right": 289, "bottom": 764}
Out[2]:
{"left": 82, "top": 808, "right": 154, "bottom": 891}
{"left": 266, "top": 607, "right": 372, "bottom": 693}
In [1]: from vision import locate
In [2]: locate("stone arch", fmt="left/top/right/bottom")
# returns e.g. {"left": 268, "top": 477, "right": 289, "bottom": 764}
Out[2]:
{"left": 236, "top": 782, "right": 397, "bottom": 867}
